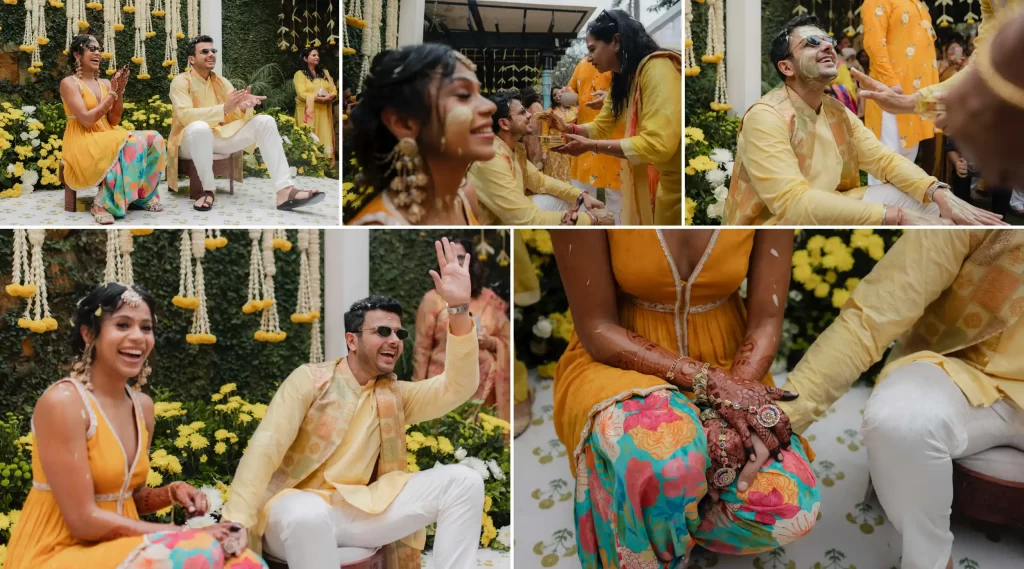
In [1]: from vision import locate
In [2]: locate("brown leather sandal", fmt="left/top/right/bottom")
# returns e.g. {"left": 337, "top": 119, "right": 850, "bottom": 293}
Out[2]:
{"left": 276, "top": 188, "right": 326, "bottom": 211}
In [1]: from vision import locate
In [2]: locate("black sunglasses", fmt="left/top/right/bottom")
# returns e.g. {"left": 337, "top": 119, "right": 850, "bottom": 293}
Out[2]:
{"left": 362, "top": 326, "right": 409, "bottom": 341}
{"left": 85, "top": 44, "right": 102, "bottom": 53}
{"left": 199, "top": 48, "right": 218, "bottom": 55}
{"left": 786, "top": 34, "right": 837, "bottom": 58}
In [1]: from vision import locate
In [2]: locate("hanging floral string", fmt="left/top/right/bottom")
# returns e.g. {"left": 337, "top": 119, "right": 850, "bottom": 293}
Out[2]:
{"left": 843, "top": 2, "right": 858, "bottom": 37}
{"left": 278, "top": 0, "right": 290, "bottom": 51}
{"left": 290, "top": 229, "right": 319, "bottom": 326}
{"left": 496, "top": 229, "right": 510, "bottom": 267}
{"left": 343, "top": 0, "right": 365, "bottom": 56}
{"left": 18, "top": 230, "right": 58, "bottom": 334}
{"left": 273, "top": 228, "right": 293, "bottom": 251}
{"left": 684, "top": 0, "right": 700, "bottom": 77}
{"left": 173, "top": 229, "right": 200, "bottom": 309}
{"left": 162, "top": 0, "right": 183, "bottom": 78}
{"left": 152, "top": 0, "right": 164, "bottom": 16}
{"left": 703, "top": 0, "right": 730, "bottom": 111}
{"left": 326, "top": 0, "right": 337, "bottom": 46}
{"left": 792, "top": 0, "right": 808, "bottom": 16}
{"left": 65, "top": 0, "right": 89, "bottom": 55}
{"left": 243, "top": 229, "right": 270, "bottom": 314}
{"left": 358, "top": 0, "right": 381, "bottom": 87}
{"left": 186, "top": 229, "right": 216, "bottom": 345}
{"left": 204, "top": 228, "right": 227, "bottom": 250}
{"left": 257, "top": 230, "right": 287, "bottom": 343}
{"left": 131, "top": 0, "right": 154, "bottom": 79}
{"left": 964, "top": 0, "right": 980, "bottom": 25}
{"left": 302, "top": 0, "right": 311, "bottom": 48}
{"left": 20, "top": 0, "right": 47, "bottom": 74}
{"left": 5, "top": 230, "right": 36, "bottom": 299}
{"left": 309, "top": 229, "right": 323, "bottom": 363}
{"left": 104, "top": 228, "right": 125, "bottom": 284}
{"left": 475, "top": 229, "right": 494, "bottom": 261}
{"left": 102, "top": 0, "right": 124, "bottom": 76}
{"left": 187, "top": 0, "right": 198, "bottom": 41}
{"left": 385, "top": 0, "right": 397, "bottom": 50}
{"left": 119, "top": 229, "right": 136, "bottom": 285}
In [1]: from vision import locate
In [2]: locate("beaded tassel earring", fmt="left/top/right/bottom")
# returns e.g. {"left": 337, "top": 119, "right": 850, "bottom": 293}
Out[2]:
{"left": 386, "top": 138, "right": 428, "bottom": 223}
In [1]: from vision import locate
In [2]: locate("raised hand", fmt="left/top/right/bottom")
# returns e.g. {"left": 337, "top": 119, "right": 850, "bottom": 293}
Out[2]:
{"left": 428, "top": 237, "right": 472, "bottom": 307}
{"left": 704, "top": 367, "right": 797, "bottom": 463}
{"left": 851, "top": 68, "right": 917, "bottom": 115}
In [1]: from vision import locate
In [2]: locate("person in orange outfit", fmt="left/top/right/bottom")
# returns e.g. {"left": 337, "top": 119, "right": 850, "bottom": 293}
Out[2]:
{"left": 862, "top": 0, "right": 938, "bottom": 184}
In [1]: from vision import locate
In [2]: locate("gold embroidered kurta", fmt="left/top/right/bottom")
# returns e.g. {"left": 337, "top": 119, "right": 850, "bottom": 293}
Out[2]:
{"left": 725, "top": 86, "right": 936, "bottom": 225}
{"left": 862, "top": 0, "right": 938, "bottom": 149}
{"left": 781, "top": 230, "right": 1024, "bottom": 434}
{"left": 222, "top": 324, "right": 479, "bottom": 553}
{"left": 564, "top": 59, "right": 624, "bottom": 190}
{"left": 467, "top": 138, "right": 589, "bottom": 225}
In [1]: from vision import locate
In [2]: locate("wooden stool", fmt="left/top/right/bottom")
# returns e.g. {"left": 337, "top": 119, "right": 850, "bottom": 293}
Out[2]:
{"left": 951, "top": 447, "right": 1024, "bottom": 541}
{"left": 263, "top": 547, "right": 385, "bottom": 569}
{"left": 59, "top": 161, "right": 79, "bottom": 212}
{"left": 178, "top": 153, "right": 238, "bottom": 200}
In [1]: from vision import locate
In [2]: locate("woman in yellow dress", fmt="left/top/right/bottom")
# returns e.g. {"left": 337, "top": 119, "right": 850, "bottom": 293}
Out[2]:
{"left": 540, "top": 87, "right": 577, "bottom": 183}
{"left": 413, "top": 238, "right": 511, "bottom": 423}
{"left": 541, "top": 10, "right": 682, "bottom": 225}
{"left": 4, "top": 283, "right": 267, "bottom": 569}
{"left": 551, "top": 229, "right": 820, "bottom": 566}
{"left": 60, "top": 35, "right": 167, "bottom": 225}
{"left": 293, "top": 48, "right": 338, "bottom": 167}
{"left": 347, "top": 43, "right": 496, "bottom": 225}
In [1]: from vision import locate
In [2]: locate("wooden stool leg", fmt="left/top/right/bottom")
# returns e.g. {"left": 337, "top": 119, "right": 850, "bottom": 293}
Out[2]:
{"left": 64, "top": 187, "right": 76, "bottom": 212}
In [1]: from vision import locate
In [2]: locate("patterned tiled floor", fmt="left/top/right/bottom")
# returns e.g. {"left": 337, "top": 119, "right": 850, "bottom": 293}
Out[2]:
{"left": 422, "top": 548, "right": 510, "bottom": 568}
{"left": 515, "top": 370, "right": 1024, "bottom": 568}
{"left": 0, "top": 176, "right": 339, "bottom": 227}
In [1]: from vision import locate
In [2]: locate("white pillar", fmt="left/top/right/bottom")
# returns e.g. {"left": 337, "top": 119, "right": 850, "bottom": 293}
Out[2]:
{"left": 201, "top": 0, "right": 223, "bottom": 76}
{"left": 324, "top": 228, "right": 370, "bottom": 360}
{"left": 398, "top": 0, "right": 426, "bottom": 48}
{"left": 726, "top": 0, "right": 761, "bottom": 118}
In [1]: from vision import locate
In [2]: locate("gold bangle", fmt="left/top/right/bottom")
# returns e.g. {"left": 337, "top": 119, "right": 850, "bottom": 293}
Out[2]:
{"left": 665, "top": 355, "right": 686, "bottom": 382}
{"left": 975, "top": 41, "right": 1024, "bottom": 110}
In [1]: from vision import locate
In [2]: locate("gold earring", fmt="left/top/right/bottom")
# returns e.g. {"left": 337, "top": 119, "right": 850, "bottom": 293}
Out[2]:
{"left": 75, "top": 61, "right": 83, "bottom": 79}
{"left": 386, "top": 137, "right": 428, "bottom": 223}
{"left": 72, "top": 339, "right": 95, "bottom": 391}
{"left": 135, "top": 358, "right": 152, "bottom": 391}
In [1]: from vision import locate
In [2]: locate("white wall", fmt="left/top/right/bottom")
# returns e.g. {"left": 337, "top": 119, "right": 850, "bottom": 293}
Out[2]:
{"left": 323, "top": 229, "right": 370, "bottom": 360}
{"left": 201, "top": 0, "right": 223, "bottom": 76}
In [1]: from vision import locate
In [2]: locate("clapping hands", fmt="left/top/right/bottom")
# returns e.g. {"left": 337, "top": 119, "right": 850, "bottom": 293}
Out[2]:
{"left": 225, "top": 86, "right": 266, "bottom": 114}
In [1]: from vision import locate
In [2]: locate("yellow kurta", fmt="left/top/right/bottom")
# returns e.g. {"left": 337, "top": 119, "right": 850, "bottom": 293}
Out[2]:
{"left": 564, "top": 59, "right": 624, "bottom": 190}
{"left": 466, "top": 138, "right": 590, "bottom": 225}
{"left": 222, "top": 325, "right": 479, "bottom": 544}
{"left": 60, "top": 79, "right": 131, "bottom": 190}
{"left": 585, "top": 53, "right": 681, "bottom": 225}
{"left": 541, "top": 106, "right": 576, "bottom": 183}
{"left": 917, "top": 0, "right": 1021, "bottom": 100}
{"left": 780, "top": 230, "right": 1024, "bottom": 434}
{"left": 293, "top": 70, "right": 338, "bottom": 160}
{"left": 736, "top": 86, "right": 936, "bottom": 225}
{"left": 862, "top": 0, "right": 938, "bottom": 149}
{"left": 166, "top": 68, "right": 253, "bottom": 191}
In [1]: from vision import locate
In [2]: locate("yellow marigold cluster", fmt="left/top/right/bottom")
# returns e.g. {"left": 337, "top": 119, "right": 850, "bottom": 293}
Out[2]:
{"left": 792, "top": 231, "right": 883, "bottom": 309}
{"left": 685, "top": 197, "right": 696, "bottom": 225}
{"left": 518, "top": 228, "right": 553, "bottom": 255}
{"left": 547, "top": 310, "right": 573, "bottom": 343}
{"left": 480, "top": 512, "right": 497, "bottom": 547}
{"left": 478, "top": 413, "right": 511, "bottom": 435}
{"left": 154, "top": 401, "right": 187, "bottom": 418}
{"left": 536, "top": 361, "right": 558, "bottom": 379}
{"left": 150, "top": 449, "right": 183, "bottom": 474}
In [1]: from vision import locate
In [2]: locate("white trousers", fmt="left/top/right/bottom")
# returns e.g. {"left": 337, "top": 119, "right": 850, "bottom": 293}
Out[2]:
{"left": 868, "top": 110, "right": 920, "bottom": 186}
{"left": 572, "top": 179, "right": 622, "bottom": 225}
{"left": 263, "top": 464, "right": 485, "bottom": 569}
{"left": 1010, "top": 188, "right": 1024, "bottom": 212}
{"left": 862, "top": 183, "right": 940, "bottom": 216}
{"left": 862, "top": 362, "right": 1024, "bottom": 569}
{"left": 180, "top": 115, "right": 295, "bottom": 193}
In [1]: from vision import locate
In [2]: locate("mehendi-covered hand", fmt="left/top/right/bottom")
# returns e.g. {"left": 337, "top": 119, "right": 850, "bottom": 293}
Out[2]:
{"left": 169, "top": 481, "right": 209, "bottom": 516}
{"left": 702, "top": 412, "right": 746, "bottom": 489}
{"left": 703, "top": 367, "right": 796, "bottom": 462}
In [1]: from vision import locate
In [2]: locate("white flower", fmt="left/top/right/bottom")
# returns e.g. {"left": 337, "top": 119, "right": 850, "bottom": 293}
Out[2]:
{"left": 282, "top": 135, "right": 292, "bottom": 146}
{"left": 487, "top": 459, "right": 505, "bottom": 481}
{"left": 789, "top": 289, "right": 804, "bottom": 302}
{"left": 6, "top": 164, "right": 15, "bottom": 174}
{"left": 20, "top": 169, "right": 39, "bottom": 187}
{"left": 185, "top": 513, "right": 218, "bottom": 529}
{"left": 704, "top": 169, "right": 727, "bottom": 186}
{"left": 709, "top": 148, "right": 733, "bottom": 164}
{"left": 532, "top": 317, "right": 552, "bottom": 339}
{"left": 27, "top": 129, "right": 39, "bottom": 139}
{"left": 310, "top": 132, "right": 320, "bottom": 144}
{"left": 22, "top": 184, "right": 34, "bottom": 195}
{"left": 19, "top": 132, "right": 29, "bottom": 141}
{"left": 459, "top": 456, "right": 490, "bottom": 480}
{"left": 454, "top": 447, "right": 468, "bottom": 461}
{"left": 200, "top": 485, "right": 224, "bottom": 515}
{"left": 724, "top": 161, "right": 734, "bottom": 173}
{"left": 20, "top": 105, "right": 36, "bottom": 115}
{"left": 30, "top": 139, "right": 39, "bottom": 147}
{"left": 706, "top": 199, "right": 726, "bottom": 219}
{"left": 496, "top": 526, "right": 511, "bottom": 547}
{"left": 712, "top": 185, "right": 729, "bottom": 202}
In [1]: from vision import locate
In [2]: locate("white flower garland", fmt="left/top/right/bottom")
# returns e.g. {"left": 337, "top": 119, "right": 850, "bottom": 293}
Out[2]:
{"left": 102, "top": 0, "right": 124, "bottom": 76}
{"left": 684, "top": 0, "right": 700, "bottom": 77}
{"left": 132, "top": 0, "right": 154, "bottom": 79}
{"left": 173, "top": 229, "right": 200, "bottom": 310}
{"left": 257, "top": 230, "right": 287, "bottom": 343}
{"left": 309, "top": 229, "right": 323, "bottom": 363}
{"left": 7, "top": 230, "right": 31, "bottom": 297}
{"left": 163, "top": 0, "right": 183, "bottom": 79}
{"left": 358, "top": 0, "right": 381, "bottom": 88}
{"left": 964, "top": 0, "right": 979, "bottom": 25}
{"left": 326, "top": 0, "right": 337, "bottom": 46}
{"left": 104, "top": 228, "right": 125, "bottom": 284}
{"left": 702, "top": 0, "right": 730, "bottom": 111}
{"left": 187, "top": 0, "right": 199, "bottom": 41}
{"left": 119, "top": 229, "right": 135, "bottom": 286}
{"left": 18, "top": 230, "right": 57, "bottom": 334}
{"left": 21, "top": 0, "right": 46, "bottom": 73}
{"left": 243, "top": 229, "right": 268, "bottom": 315}
{"left": 66, "top": 0, "right": 89, "bottom": 55}
{"left": 291, "top": 230, "right": 322, "bottom": 360}
{"left": 385, "top": 0, "right": 397, "bottom": 50}
{"left": 188, "top": 229, "right": 216, "bottom": 344}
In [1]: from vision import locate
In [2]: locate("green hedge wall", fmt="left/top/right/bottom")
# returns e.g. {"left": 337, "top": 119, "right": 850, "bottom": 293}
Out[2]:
{"left": 0, "top": 229, "right": 318, "bottom": 414}
{"left": 0, "top": 1, "right": 339, "bottom": 107}
{"left": 369, "top": 229, "right": 510, "bottom": 379}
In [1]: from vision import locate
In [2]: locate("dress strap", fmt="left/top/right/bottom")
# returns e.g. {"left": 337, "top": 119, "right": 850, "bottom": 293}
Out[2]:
{"left": 30, "top": 378, "right": 97, "bottom": 440}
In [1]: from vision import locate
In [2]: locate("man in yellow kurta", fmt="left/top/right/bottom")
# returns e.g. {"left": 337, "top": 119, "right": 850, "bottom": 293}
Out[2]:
{"left": 222, "top": 240, "right": 484, "bottom": 569}
{"left": 466, "top": 93, "right": 613, "bottom": 226}
{"left": 778, "top": 229, "right": 1024, "bottom": 569}
{"left": 862, "top": 0, "right": 938, "bottom": 183}
{"left": 724, "top": 15, "right": 999, "bottom": 226}
{"left": 169, "top": 35, "right": 324, "bottom": 212}
{"left": 562, "top": 58, "right": 625, "bottom": 222}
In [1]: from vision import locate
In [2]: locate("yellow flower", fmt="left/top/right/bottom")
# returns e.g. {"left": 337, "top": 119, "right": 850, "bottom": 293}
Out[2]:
{"left": 806, "top": 235, "right": 827, "bottom": 253}
{"left": 792, "top": 263, "right": 813, "bottom": 285}
{"left": 237, "top": 413, "right": 252, "bottom": 424}
{"left": 824, "top": 270, "right": 837, "bottom": 284}
{"left": 814, "top": 282, "right": 830, "bottom": 298}
{"left": 483, "top": 495, "right": 493, "bottom": 512}
{"left": 174, "top": 436, "right": 188, "bottom": 449}
{"left": 832, "top": 287, "right": 851, "bottom": 309}
{"left": 685, "top": 198, "right": 696, "bottom": 225}
{"left": 688, "top": 155, "right": 717, "bottom": 172}
{"left": 406, "top": 435, "right": 422, "bottom": 452}
{"left": 211, "top": 393, "right": 224, "bottom": 401}
{"left": 216, "top": 481, "right": 231, "bottom": 504}
{"left": 200, "top": 454, "right": 207, "bottom": 463}
{"left": 189, "top": 433, "right": 209, "bottom": 450}
{"left": 12, "top": 162, "right": 25, "bottom": 176}
{"left": 868, "top": 244, "right": 885, "bottom": 261}
{"left": 845, "top": 277, "right": 861, "bottom": 291}
{"left": 250, "top": 403, "right": 268, "bottom": 420}
{"left": 537, "top": 361, "right": 558, "bottom": 378}
{"left": 215, "top": 429, "right": 230, "bottom": 440}
{"left": 531, "top": 229, "right": 553, "bottom": 254}
{"left": 437, "top": 436, "right": 454, "bottom": 455}
{"left": 214, "top": 442, "right": 227, "bottom": 454}
{"left": 406, "top": 453, "right": 419, "bottom": 472}
{"left": 220, "top": 383, "right": 237, "bottom": 394}
{"left": 0, "top": 512, "right": 9, "bottom": 531}
{"left": 480, "top": 512, "right": 497, "bottom": 547}
{"left": 801, "top": 271, "right": 823, "bottom": 291}
{"left": 8, "top": 510, "right": 21, "bottom": 529}
{"left": 684, "top": 127, "right": 706, "bottom": 143}
{"left": 791, "top": 249, "right": 810, "bottom": 267}
{"left": 147, "top": 469, "right": 163, "bottom": 487}
{"left": 155, "top": 505, "right": 172, "bottom": 517}
{"left": 684, "top": 166, "right": 697, "bottom": 176}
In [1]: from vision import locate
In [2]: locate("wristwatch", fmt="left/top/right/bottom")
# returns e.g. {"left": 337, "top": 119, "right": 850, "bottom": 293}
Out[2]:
{"left": 447, "top": 303, "right": 470, "bottom": 315}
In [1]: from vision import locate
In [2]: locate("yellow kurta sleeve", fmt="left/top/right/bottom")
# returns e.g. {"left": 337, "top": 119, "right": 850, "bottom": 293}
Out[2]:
{"left": 221, "top": 366, "right": 317, "bottom": 529}
{"left": 779, "top": 230, "right": 974, "bottom": 433}
{"left": 398, "top": 322, "right": 481, "bottom": 424}
{"left": 170, "top": 74, "right": 227, "bottom": 126}
{"left": 862, "top": 0, "right": 900, "bottom": 87}
{"left": 619, "top": 58, "right": 681, "bottom": 166}
{"left": 848, "top": 106, "right": 936, "bottom": 201}
{"left": 737, "top": 105, "right": 885, "bottom": 225}
{"left": 581, "top": 89, "right": 623, "bottom": 141}
{"left": 523, "top": 157, "right": 582, "bottom": 203}
{"left": 468, "top": 153, "right": 592, "bottom": 226}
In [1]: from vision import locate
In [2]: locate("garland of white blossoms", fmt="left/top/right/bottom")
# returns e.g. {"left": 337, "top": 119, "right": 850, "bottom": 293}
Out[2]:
{"left": 844, "top": 4, "right": 862, "bottom": 37}
{"left": 66, "top": 0, "right": 89, "bottom": 55}
{"left": 160, "top": 0, "right": 185, "bottom": 79}
{"left": 325, "top": 0, "right": 337, "bottom": 46}
{"left": 342, "top": 0, "right": 365, "bottom": 56}
{"left": 964, "top": 0, "right": 980, "bottom": 25}
{"left": 703, "top": 0, "right": 729, "bottom": 111}
{"left": 204, "top": 228, "right": 227, "bottom": 251}
{"left": 309, "top": 229, "right": 323, "bottom": 363}
{"left": 5, "top": 230, "right": 35, "bottom": 300}
{"left": 384, "top": 0, "right": 397, "bottom": 50}
{"left": 130, "top": 0, "right": 155, "bottom": 80}
{"left": 684, "top": 0, "right": 700, "bottom": 77}
{"left": 257, "top": 230, "right": 287, "bottom": 343}
{"left": 292, "top": 230, "right": 323, "bottom": 361}
{"left": 21, "top": 0, "right": 47, "bottom": 73}
{"left": 103, "top": 0, "right": 125, "bottom": 76}
{"left": 243, "top": 229, "right": 271, "bottom": 315}
{"left": 173, "top": 228, "right": 200, "bottom": 310}
{"left": 187, "top": 0, "right": 198, "bottom": 42}
{"left": 187, "top": 229, "right": 216, "bottom": 344}
{"left": 104, "top": 229, "right": 128, "bottom": 284}
{"left": 18, "top": 230, "right": 58, "bottom": 334}
{"left": 358, "top": 0, "right": 381, "bottom": 88}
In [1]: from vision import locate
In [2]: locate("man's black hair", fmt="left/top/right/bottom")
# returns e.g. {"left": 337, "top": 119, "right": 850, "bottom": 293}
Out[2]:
{"left": 768, "top": 15, "right": 824, "bottom": 82}
{"left": 344, "top": 295, "right": 403, "bottom": 334}
{"left": 489, "top": 92, "right": 520, "bottom": 134}
{"left": 188, "top": 35, "right": 215, "bottom": 58}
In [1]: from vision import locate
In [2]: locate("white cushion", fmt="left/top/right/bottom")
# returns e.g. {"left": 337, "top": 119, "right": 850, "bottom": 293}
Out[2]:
{"left": 956, "top": 446, "right": 1024, "bottom": 483}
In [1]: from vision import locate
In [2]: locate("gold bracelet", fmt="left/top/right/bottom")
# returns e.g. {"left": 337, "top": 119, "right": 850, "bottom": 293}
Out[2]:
{"left": 975, "top": 40, "right": 1024, "bottom": 110}
{"left": 665, "top": 355, "right": 686, "bottom": 382}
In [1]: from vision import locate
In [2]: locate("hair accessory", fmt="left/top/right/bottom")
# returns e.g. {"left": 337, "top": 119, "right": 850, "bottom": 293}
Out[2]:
{"left": 453, "top": 51, "right": 477, "bottom": 72}
{"left": 95, "top": 307, "right": 103, "bottom": 316}
{"left": 120, "top": 286, "right": 144, "bottom": 308}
